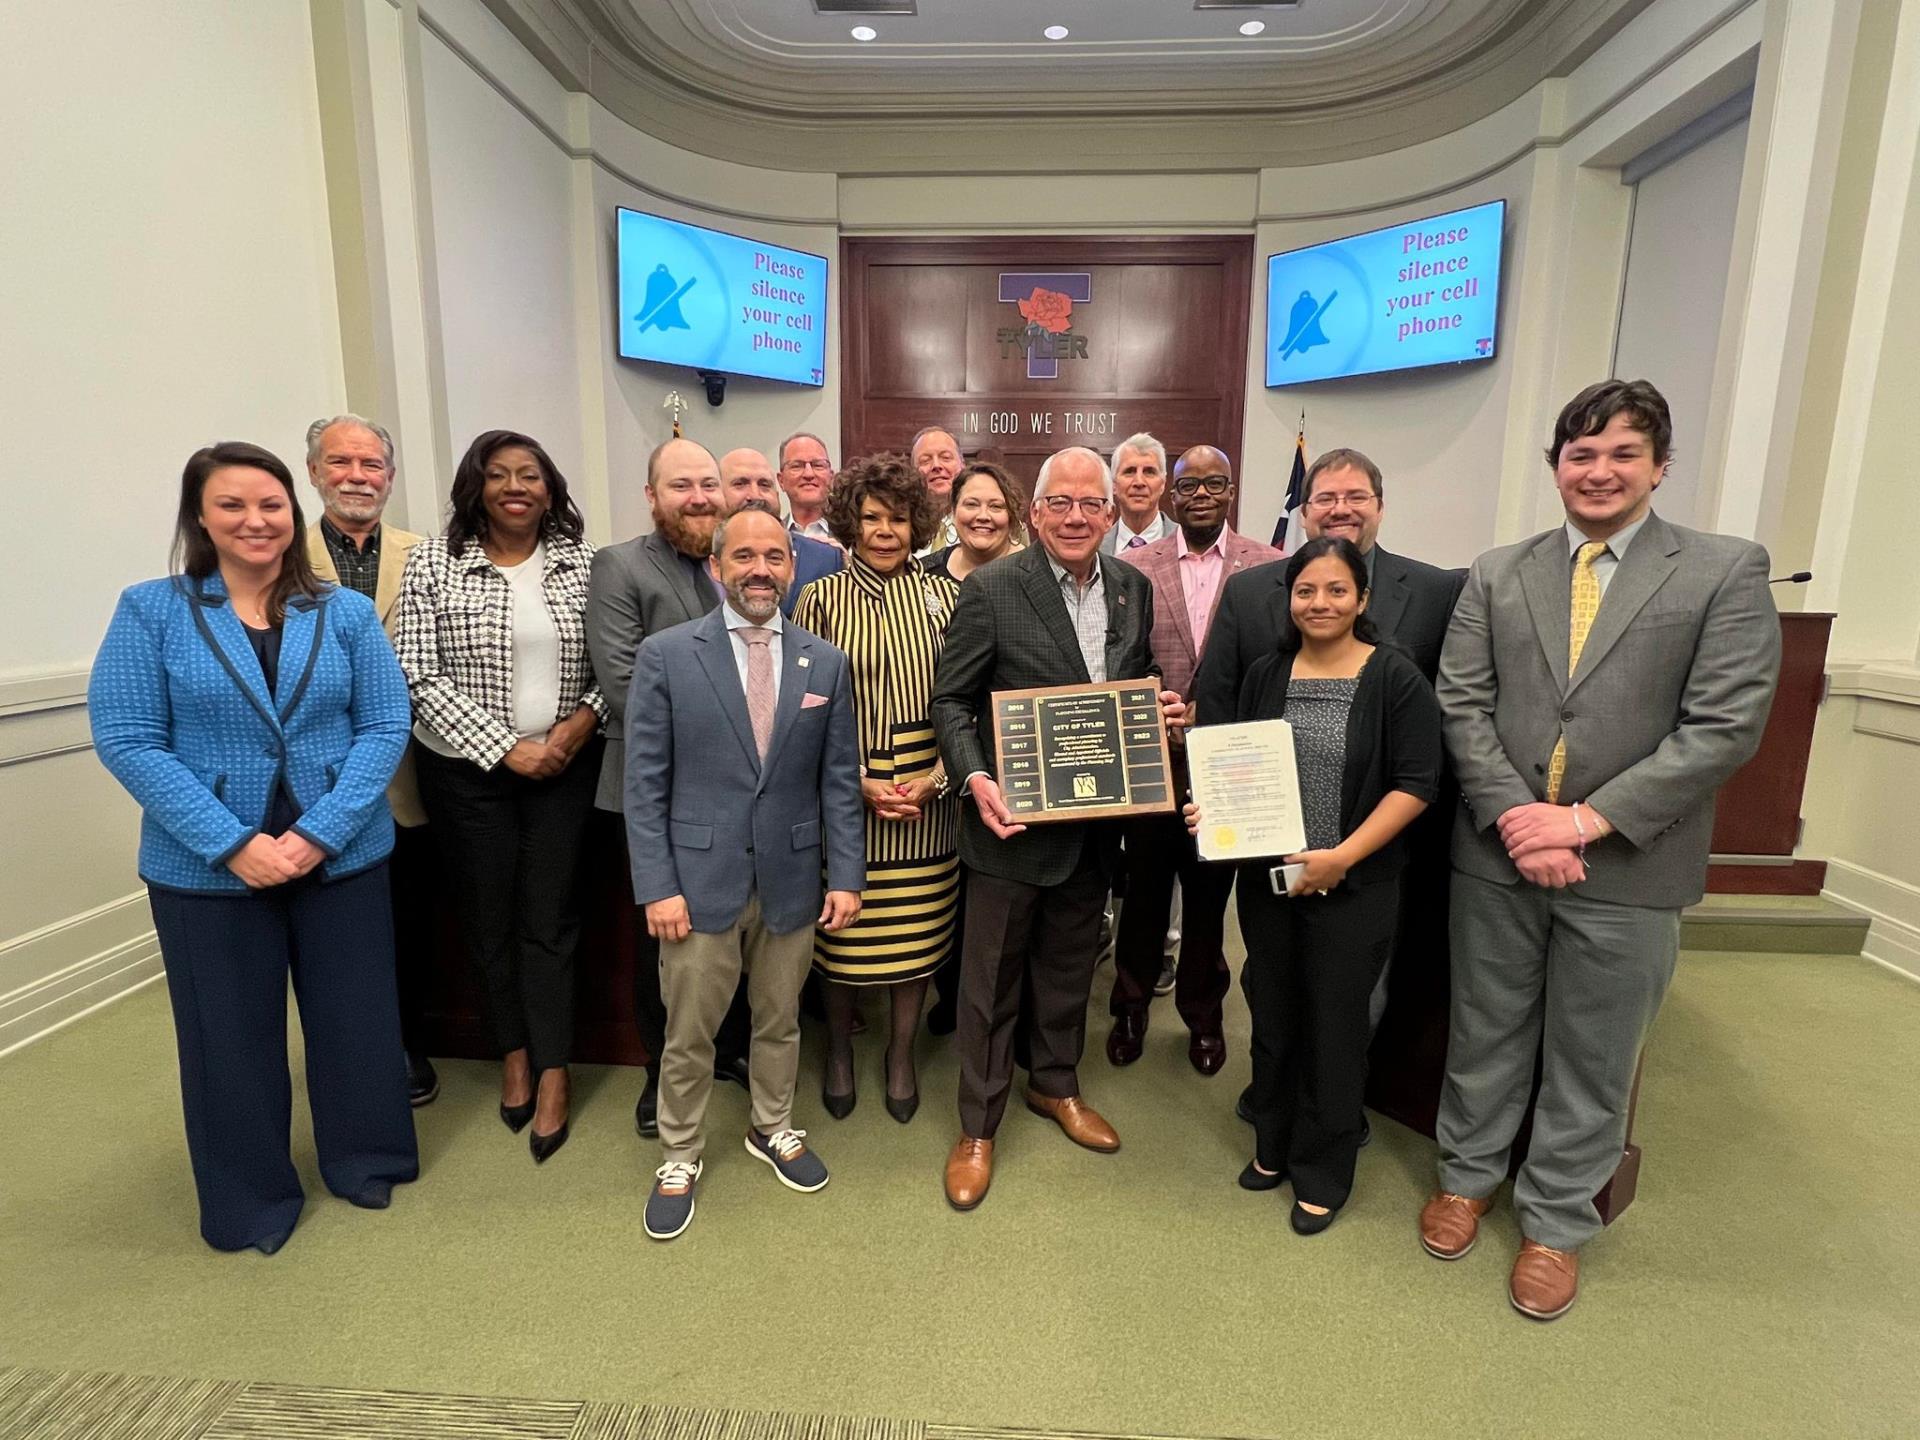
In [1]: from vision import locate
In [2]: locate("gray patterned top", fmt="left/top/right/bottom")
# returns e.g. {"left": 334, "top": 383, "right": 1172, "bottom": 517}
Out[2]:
{"left": 1288, "top": 675, "right": 1359, "bottom": 851}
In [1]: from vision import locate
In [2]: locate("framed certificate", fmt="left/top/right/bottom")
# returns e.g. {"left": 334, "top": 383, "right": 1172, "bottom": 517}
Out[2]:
{"left": 1186, "top": 719, "right": 1307, "bottom": 862}
{"left": 991, "top": 679, "right": 1174, "bottom": 824}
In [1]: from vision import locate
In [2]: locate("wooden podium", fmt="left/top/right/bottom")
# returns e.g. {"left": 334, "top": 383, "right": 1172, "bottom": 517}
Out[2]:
{"left": 1366, "top": 611, "right": 1830, "bottom": 1224}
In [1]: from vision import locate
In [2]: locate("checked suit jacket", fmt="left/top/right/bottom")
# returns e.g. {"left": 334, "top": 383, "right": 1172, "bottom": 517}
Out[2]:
{"left": 931, "top": 544, "right": 1160, "bottom": 889}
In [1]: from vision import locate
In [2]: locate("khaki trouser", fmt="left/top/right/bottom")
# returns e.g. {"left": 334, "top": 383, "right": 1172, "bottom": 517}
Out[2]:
{"left": 657, "top": 890, "right": 813, "bottom": 1164}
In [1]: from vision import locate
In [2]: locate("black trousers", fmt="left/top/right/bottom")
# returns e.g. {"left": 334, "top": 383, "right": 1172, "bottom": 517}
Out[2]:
{"left": 1239, "top": 870, "right": 1399, "bottom": 1210}
{"left": 416, "top": 741, "right": 601, "bottom": 1073}
{"left": 956, "top": 838, "right": 1109, "bottom": 1138}
{"left": 386, "top": 820, "right": 437, "bottom": 1057}
{"left": 1110, "top": 809, "right": 1234, "bottom": 1032}
{"left": 148, "top": 865, "right": 419, "bottom": 1252}
{"left": 605, "top": 810, "right": 750, "bottom": 1072}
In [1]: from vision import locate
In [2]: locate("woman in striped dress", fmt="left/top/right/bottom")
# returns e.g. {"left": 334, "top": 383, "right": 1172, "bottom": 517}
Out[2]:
{"left": 790, "top": 454, "right": 960, "bottom": 1124}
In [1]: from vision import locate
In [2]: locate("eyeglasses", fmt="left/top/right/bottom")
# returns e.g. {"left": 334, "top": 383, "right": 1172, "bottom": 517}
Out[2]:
{"left": 1304, "top": 491, "right": 1378, "bottom": 511}
{"left": 1039, "top": 496, "right": 1111, "bottom": 518}
{"left": 1171, "top": 476, "right": 1231, "bottom": 498}
{"left": 783, "top": 458, "right": 832, "bottom": 472}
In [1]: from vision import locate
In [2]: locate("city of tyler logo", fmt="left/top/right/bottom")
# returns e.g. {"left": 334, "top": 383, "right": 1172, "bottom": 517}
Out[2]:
{"left": 998, "top": 272, "right": 1092, "bottom": 379}
{"left": 1072, "top": 774, "right": 1098, "bottom": 800}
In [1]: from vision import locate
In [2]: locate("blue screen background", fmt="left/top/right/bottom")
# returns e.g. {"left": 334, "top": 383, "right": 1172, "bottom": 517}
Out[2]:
{"left": 616, "top": 209, "right": 828, "bottom": 387}
{"left": 1265, "top": 200, "right": 1504, "bottom": 386}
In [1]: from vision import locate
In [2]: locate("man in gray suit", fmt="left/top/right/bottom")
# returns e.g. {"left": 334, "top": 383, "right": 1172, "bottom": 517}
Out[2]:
{"left": 626, "top": 507, "right": 865, "bottom": 1241}
{"left": 932, "top": 445, "right": 1184, "bottom": 1211}
{"left": 585, "top": 436, "right": 750, "bottom": 1140}
{"left": 1421, "top": 380, "right": 1780, "bottom": 1321}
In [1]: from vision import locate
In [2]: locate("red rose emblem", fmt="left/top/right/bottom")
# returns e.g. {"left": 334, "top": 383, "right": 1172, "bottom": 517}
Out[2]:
{"left": 1018, "top": 287, "right": 1073, "bottom": 334}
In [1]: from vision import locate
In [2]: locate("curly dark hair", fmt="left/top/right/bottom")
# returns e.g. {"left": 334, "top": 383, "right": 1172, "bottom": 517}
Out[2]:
{"left": 951, "top": 461, "right": 1028, "bottom": 543}
{"left": 445, "top": 429, "right": 586, "bottom": 557}
{"left": 825, "top": 451, "right": 938, "bottom": 553}
{"left": 1546, "top": 379, "right": 1673, "bottom": 467}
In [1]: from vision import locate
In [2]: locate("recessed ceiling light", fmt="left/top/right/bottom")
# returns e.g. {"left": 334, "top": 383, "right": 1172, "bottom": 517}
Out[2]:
{"left": 1239, "top": 20, "right": 1266, "bottom": 36}
{"left": 1043, "top": 25, "right": 1070, "bottom": 40}
{"left": 851, "top": 25, "right": 877, "bottom": 41}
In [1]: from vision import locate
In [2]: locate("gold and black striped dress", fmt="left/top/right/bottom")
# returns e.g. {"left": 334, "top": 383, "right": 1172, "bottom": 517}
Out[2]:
{"left": 791, "top": 556, "right": 960, "bottom": 986}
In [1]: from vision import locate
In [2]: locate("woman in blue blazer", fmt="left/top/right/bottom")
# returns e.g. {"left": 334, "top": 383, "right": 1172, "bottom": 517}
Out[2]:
{"left": 89, "top": 441, "right": 418, "bottom": 1254}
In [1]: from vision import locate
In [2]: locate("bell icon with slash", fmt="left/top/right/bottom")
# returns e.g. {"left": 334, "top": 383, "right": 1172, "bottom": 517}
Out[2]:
{"left": 635, "top": 264, "right": 696, "bottom": 334}
{"left": 1279, "top": 288, "right": 1334, "bottom": 361}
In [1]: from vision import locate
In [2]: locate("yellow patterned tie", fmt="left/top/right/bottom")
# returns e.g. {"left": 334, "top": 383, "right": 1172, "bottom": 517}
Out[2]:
{"left": 1544, "top": 541, "right": 1608, "bottom": 803}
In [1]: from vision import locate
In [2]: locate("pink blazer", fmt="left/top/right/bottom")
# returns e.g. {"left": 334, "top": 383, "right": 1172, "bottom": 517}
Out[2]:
{"left": 1122, "top": 528, "right": 1282, "bottom": 700}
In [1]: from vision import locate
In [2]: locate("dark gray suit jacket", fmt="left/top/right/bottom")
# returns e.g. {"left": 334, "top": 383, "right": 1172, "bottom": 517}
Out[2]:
{"left": 1194, "top": 543, "right": 1465, "bottom": 728}
{"left": 585, "top": 531, "right": 718, "bottom": 811}
{"left": 931, "top": 544, "right": 1159, "bottom": 888}
{"left": 1439, "top": 513, "right": 1781, "bottom": 909}
{"left": 624, "top": 608, "right": 865, "bottom": 935}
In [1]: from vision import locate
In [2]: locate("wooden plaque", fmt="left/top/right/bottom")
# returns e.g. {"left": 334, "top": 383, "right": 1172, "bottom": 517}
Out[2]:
{"left": 991, "top": 678, "right": 1174, "bottom": 823}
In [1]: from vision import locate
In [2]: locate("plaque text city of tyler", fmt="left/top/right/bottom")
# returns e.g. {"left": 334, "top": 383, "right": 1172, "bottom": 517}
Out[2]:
{"left": 991, "top": 679, "right": 1174, "bottom": 823}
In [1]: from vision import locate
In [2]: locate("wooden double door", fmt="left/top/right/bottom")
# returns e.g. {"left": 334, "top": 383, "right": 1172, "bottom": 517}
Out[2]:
{"left": 840, "top": 236, "right": 1254, "bottom": 507}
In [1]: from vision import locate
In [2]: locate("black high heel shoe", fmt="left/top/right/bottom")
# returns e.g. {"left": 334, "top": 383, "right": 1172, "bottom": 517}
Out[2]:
{"left": 822, "top": 1085, "right": 856, "bottom": 1120}
{"left": 530, "top": 1122, "right": 570, "bottom": 1164}
{"left": 883, "top": 1045, "right": 919, "bottom": 1124}
{"left": 500, "top": 1098, "right": 535, "bottom": 1133}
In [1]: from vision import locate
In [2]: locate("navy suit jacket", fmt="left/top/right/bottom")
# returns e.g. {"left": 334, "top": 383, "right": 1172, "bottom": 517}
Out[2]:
{"left": 787, "top": 532, "right": 843, "bottom": 616}
{"left": 624, "top": 608, "right": 865, "bottom": 934}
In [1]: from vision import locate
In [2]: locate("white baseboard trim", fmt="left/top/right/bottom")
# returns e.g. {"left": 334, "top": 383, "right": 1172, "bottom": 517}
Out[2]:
{"left": 0, "top": 893, "right": 164, "bottom": 1058}
{"left": 1821, "top": 858, "right": 1920, "bottom": 985}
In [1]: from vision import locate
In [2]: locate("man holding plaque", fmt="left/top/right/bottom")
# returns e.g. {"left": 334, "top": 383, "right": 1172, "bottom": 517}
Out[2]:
{"left": 931, "top": 445, "right": 1184, "bottom": 1210}
{"left": 1423, "top": 380, "right": 1780, "bottom": 1319}
{"left": 1107, "top": 445, "right": 1279, "bottom": 1074}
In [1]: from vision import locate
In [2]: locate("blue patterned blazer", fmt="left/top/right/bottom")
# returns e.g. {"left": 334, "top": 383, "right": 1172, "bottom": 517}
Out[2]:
{"left": 89, "top": 573, "right": 412, "bottom": 894}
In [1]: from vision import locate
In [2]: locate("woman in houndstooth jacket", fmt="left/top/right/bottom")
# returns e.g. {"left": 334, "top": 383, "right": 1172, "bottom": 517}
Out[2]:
{"left": 394, "top": 430, "right": 607, "bottom": 1165}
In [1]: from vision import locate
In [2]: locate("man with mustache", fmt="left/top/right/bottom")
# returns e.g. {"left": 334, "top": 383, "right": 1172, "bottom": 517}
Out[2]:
{"left": 720, "top": 445, "right": 843, "bottom": 612}
{"left": 586, "top": 437, "right": 752, "bottom": 1142}
{"left": 912, "top": 426, "right": 964, "bottom": 552}
{"left": 1100, "top": 432, "right": 1170, "bottom": 555}
{"left": 1105, "top": 446, "right": 1278, "bottom": 1075}
{"left": 627, "top": 507, "right": 864, "bottom": 1240}
{"left": 303, "top": 414, "right": 436, "bottom": 1107}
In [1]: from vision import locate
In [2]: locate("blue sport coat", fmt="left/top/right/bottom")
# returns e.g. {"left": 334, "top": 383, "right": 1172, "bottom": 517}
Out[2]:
{"left": 785, "top": 532, "right": 843, "bottom": 616}
{"left": 89, "top": 574, "right": 411, "bottom": 893}
{"left": 624, "top": 607, "right": 865, "bottom": 935}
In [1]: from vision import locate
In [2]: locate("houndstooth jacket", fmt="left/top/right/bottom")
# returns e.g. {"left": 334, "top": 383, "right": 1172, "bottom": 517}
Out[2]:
{"left": 393, "top": 532, "right": 608, "bottom": 770}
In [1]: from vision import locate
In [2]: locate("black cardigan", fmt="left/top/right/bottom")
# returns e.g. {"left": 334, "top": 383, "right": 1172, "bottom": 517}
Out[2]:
{"left": 1228, "top": 641, "right": 1444, "bottom": 888}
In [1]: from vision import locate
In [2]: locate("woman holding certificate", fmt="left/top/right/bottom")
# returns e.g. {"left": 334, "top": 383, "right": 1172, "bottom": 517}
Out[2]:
{"left": 1187, "top": 536, "right": 1442, "bottom": 1234}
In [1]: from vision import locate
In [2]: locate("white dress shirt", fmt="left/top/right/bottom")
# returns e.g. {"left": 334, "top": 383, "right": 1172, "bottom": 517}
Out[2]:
{"left": 722, "top": 601, "right": 784, "bottom": 705}
{"left": 1111, "top": 512, "right": 1168, "bottom": 551}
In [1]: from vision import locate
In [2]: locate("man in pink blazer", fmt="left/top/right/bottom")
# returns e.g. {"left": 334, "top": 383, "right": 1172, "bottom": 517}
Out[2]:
{"left": 1107, "top": 446, "right": 1280, "bottom": 1073}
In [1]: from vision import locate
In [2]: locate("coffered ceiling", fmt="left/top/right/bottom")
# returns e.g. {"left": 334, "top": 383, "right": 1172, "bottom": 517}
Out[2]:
{"left": 480, "top": 0, "right": 1656, "bottom": 173}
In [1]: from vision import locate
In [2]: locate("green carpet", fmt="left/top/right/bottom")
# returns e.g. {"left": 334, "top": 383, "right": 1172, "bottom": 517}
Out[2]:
{"left": 1, "top": 948, "right": 1916, "bottom": 1439}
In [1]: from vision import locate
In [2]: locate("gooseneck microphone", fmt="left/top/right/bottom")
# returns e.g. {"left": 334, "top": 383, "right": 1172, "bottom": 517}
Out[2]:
{"left": 1769, "top": 571, "right": 1813, "bottom": 585}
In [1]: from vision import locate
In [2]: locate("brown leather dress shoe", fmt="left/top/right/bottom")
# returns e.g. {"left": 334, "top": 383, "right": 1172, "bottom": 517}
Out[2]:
{"left": 944, "top": 1136, "right": 994, "bottom": 1211}
{"left": 1024, "top": 1090, "right": 1121, "bottom": 1152}
{"left": 1509, "top": 1240, "right": 1579, "bottom": 1320}
{"left": 1188, "top": 1031, "right": 1227, "bottom": 1075}
{"left": 1419, "top": 1190, "right": 1494, "bottom": 1259}
{"left": 1106, "top": 1011, "right": 1146, "bottom": 1066}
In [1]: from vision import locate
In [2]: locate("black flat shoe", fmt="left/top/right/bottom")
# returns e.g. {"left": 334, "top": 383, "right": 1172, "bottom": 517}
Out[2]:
{"left": 530, "top": 1123, "right": 570, "bottom": 1164}
{"left": 1238, "top": 1160, "right": 1284, "bottom": 1192}
{"left": 822, "top": 1087, "right": 856, "bottom": 1120}
{"left": 500, "top": 1098, "right": 535, "bottom": 1133}
{"left": 1290, "top": 1202, "right": 1338, "bottom": 1235}
{"left": 885, "top": 1090, "right": 919, "bottom": 1124}
{"left": 347, "top": 1181, "right": 393, "bottom": 1210}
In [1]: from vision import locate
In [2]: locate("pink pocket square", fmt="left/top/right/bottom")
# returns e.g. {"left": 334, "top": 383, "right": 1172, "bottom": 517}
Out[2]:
{"left": 801, "top": 692, "right": 830, "bottom": 709}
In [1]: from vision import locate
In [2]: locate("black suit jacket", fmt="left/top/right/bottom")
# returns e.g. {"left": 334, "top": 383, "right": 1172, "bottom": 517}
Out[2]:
{"left": 1194, "top": 543, "right": 1465, "bottom": 729}
{"left": 932, "top": 545, "right": 1159, "bottom": 887}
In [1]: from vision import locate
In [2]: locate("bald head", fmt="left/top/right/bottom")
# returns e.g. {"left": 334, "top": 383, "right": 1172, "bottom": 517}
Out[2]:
{"left": 1169, "top": 445, "right": 1234, "bottom": 545}
{"left": 718, "top": 447, "right": 781, "bottom": 518}
{"left": 1174, "top": 445, "right": 1230, "bottom": 479}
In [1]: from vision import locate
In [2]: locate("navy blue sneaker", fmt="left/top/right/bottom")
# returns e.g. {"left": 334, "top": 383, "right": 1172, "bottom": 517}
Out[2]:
{"left": 645, "top": 1160, "right": 702, "bottom": 1240}
{"left": 745, "top": 1128, "right": 830, "bottom": 1193}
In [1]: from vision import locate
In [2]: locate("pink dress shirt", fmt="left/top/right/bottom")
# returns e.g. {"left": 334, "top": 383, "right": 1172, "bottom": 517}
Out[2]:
{"left": 1175, "top": 529, "right": 1228, "bottom": 646}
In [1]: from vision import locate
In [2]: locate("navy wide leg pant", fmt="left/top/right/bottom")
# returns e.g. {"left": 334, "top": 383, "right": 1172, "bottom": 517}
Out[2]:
{"left": 147, "top": 863, "right": 419, "bottom": 1252}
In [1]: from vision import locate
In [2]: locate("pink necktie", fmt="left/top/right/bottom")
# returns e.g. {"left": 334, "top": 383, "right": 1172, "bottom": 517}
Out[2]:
{"left": 1126, "top": 536, "right": 1147, "bottom": 549}
{"left": 740, "top": 627, "right": 775, "bottom": 761}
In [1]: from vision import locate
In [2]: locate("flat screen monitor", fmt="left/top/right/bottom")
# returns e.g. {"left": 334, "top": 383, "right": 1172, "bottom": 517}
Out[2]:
{"left": 1264, "top": 199, "right": 1505, "bottom": 386}
{"left": 615, "top": 208, "right": 828, "bottom": 387}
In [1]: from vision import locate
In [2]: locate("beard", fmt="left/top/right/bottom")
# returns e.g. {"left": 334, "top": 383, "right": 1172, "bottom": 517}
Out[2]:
{"left": 725, "top": 574, "right": 787, "bottom": 622}
{"left": 655, "top": 505, "right": 718, "bottom": 559}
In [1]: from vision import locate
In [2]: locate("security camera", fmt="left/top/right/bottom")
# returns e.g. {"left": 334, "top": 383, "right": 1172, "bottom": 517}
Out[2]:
{"left": 696, "top": 370, "right": 727, "bottom": 407}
